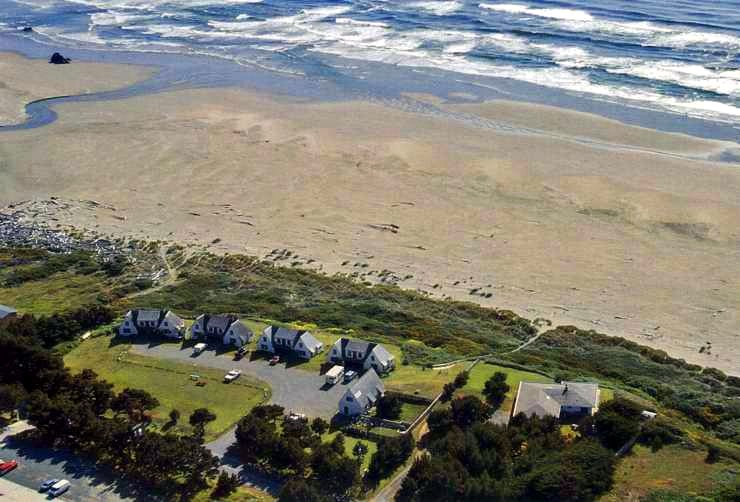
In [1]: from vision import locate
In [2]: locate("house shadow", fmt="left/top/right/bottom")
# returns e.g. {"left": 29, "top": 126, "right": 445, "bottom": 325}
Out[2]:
{"left": 249, "top": 351, "right": 270, "bottom": 362}
{"left": 282, "top": 352, "right": 310, "bottom": 370}
{"left": 2, "top": 432, "right": 152, "bottom": 501}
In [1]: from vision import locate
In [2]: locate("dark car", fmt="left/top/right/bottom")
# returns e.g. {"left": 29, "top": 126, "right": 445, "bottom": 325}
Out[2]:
{"left": 39, "top": 479, "right": 59, "bottom": 492}
{"left": 269, "top": 355, "right": 280, "bottom": 365}
{"left": 233, "top": 346, "right": 249, "bottom": 360}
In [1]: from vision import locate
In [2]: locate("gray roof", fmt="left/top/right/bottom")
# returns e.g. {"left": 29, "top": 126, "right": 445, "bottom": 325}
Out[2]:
{"left": 0, "top": 304, "right": 17, "bottom": 319}
{"left": 298, "top": 331, "right": 322, "bottom": 352}
{"left": 228, "top": 320, "right": 253, "bottom": 339}
{"left": 370, "top": 344, "right": 394, "bottom": 365}
{"left": 513, "top": 382, "right": 600, "bottom": 418}
{"left": 206, "top": 314, "right": 234, "bottom": 332}
{"left": 135, "top": 309, "right": 162, "bottom": 322}
{"left": 337, "top": 337, "right": 393, "bottom": 365}
{"left": 346, "top": 339, "right": 371, "bottom": 354}
{"left": 345, "top": 369, "right": 385, "bottom": 409}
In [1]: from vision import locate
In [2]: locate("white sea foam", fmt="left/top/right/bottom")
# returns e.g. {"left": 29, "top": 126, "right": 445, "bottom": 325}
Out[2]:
{"left": 90, "top": 11, "right": 155, "bottom": 27}
{"left": 479, "top": 3, "right": 593, "bottom": 21}
{"left": 235, "top": 14, "right": 250, "bottom": 20}
{"left": 479, "top": 2, "right": 740, "bottom": 52}
{"left": 408, "top": 1, "right": 463, "bottom": 16}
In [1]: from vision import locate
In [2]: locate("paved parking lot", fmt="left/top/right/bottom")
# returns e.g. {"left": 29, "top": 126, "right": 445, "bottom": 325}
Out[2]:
{"left": 130, "top": 342, "right": 348, "bottom": 419}
{"left": 0, "top": 423, "right": 142, "bottom": 502}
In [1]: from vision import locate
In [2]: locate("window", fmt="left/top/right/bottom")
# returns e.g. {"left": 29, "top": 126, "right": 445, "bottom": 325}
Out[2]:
{"left": 346, "top": 396, "right": 354, "bottom": 402}
{"left": 124, "top": 321, "right": 129, "bottom": 326}
{"left": 371, "top": 356, "right": 375, "bottom": 361}
{"left": 163, "top": 321, "right": 168, "bottom": 326}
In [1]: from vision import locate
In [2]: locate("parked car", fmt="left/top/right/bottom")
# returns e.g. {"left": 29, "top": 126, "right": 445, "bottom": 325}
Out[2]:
{"left": 286, "top": 412, "right": 306, "bottom": 422}
{"left": 343, "top": 370, "right": 358, "bottom": 383}
{"left": 0, "top": 459, "right": 18, "bottom": 474}
{"left": 325, "top": 365, "right": 345, "bottom": 386}
{"left": 39, "top": 479, "right": 59, "bottom": 492}
{"left": 224, "top": 369, "right": 242, "bottom": 382}
{"left": 233, "top": 346, "right": 249, "bottom": 361}
{"left": 48, "top": 479, "right": 70, "bottom": 497}
{"left": 269, "top": 355, "right": 280, "bottom": 365}
{"left": 193, "top": 342, "right": 207, "bottom": 355}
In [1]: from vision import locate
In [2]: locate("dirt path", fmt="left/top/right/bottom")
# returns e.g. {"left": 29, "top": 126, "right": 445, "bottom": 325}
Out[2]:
{"left": 125, "top": 246, "right": 183, "bottom": 299}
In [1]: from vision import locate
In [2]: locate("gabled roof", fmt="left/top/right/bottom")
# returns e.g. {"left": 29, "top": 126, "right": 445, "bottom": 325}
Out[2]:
{"left": 135, "top": 309, "right": 162, "bottom": 323}
{"left": 345, "top": 369, "right": 384, "bottom": 409}
{"left": 370, "top": 344, "right": 394, "bottom": 365}
{"left": 513, "top": 382, "right": 600, "bottom": 418}
{"left": 206, "top": 314, "right": 234, "bottom": 332}
{"left": 298, "top": 331, "right": 322, "bottom": 352}
{"left": 0, "top": 304, "right": 17, "bottom": 319}
{"left": 228, "top": 320, "right": 253, "bottom": 338}
{"left": 346, "top": 339, "right": 372, "bottom": 355}
{"left": 336, "top": 337, "right": 393, "bottom": 365}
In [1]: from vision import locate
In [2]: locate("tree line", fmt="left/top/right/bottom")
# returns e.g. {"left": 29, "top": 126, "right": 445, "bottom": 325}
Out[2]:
{"left": 0, "top": 304, "right": 114, "bottom": 348}
{"left": 233, "top": 404, "right": 414, "bottom": 501}
{"left": 0, "top": 331, "right": 220, "bottom": 499}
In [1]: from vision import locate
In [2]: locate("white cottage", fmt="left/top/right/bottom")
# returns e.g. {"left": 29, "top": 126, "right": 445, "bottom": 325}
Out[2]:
{"left": 339, "top": 369, "right": 385, "bottom": 417}
{"left": 118, "top": 309, "right": 185, "bottom": 339}
{"left": 258, "top": 326, "right": 323, "bottom": 359}
{"left": 191, "top": 314, "right": 253, "bottom": 347}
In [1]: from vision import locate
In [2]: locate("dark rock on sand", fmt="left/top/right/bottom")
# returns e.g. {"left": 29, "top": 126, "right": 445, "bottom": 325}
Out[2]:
{"left": 21, "top": 26, "right": 34, "bottom": 32}
{"left": 49, "top": 52, "right": 71, "bottom": 64}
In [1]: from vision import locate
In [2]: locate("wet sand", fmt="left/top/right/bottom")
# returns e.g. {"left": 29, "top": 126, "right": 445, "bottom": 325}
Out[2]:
{"left": 0, "top": 51, "right": 152, "bottom": 126}
{"left": 0, "top": 53, "right": 737, "bottom": 374}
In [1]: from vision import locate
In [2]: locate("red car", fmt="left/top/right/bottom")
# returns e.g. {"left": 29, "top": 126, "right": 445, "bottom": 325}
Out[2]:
{"left": 269, "top": 355, "right": 280, "bottom": 366}
{"left": 0, "top": 460, "right": 18, "bottom": 474}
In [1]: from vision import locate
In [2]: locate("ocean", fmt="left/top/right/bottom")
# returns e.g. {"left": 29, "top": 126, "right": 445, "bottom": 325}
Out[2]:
{"left": 1, "top": 0, "right": 739, "bottom": 138}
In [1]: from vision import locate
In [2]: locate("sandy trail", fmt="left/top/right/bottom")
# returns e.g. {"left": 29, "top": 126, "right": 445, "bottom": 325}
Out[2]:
{"left": 0, "top": 53, "right": 737, "bottom": 374}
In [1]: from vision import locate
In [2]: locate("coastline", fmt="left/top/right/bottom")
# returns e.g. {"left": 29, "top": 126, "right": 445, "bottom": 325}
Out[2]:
{"left": 0, "top": 50, "right": 738, "bottom": 375}
{"left": 0, "top": 51, "right": 154, "bottom": 127}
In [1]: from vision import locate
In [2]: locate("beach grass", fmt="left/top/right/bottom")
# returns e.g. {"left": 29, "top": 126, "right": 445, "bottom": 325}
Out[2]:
{"left": 64, "top": 334, "right": 269, "bottom": 441}
{"left": 0, "top": 270, "right": 109, "bottom": 315}
{"left": 601, "top": 444, "right": 737, "bottom": 501}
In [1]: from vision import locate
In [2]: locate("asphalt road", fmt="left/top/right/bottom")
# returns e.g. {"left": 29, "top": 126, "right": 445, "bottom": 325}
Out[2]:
{"left": 130, "top": 342, "right": 348, "bottom": 418}
{"left": 0, "top": 423, "right": 146, "bottom": 502}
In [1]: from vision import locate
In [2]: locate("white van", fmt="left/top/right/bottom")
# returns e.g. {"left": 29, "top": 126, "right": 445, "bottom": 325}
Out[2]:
{"left": 49, "top": 479, "right": 70, "bottom": 497}
{"left": 325, "top": 365, "right": 345, "bottom": 386}
{"left": 193, "top": 343, "right": 207, "bottom": 355}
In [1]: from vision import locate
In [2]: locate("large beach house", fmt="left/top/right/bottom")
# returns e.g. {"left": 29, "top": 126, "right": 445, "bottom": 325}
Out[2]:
{"left": 118, "top": 309, "right": 185, "bottom": 339}
{"left": 191, "top": 314, "right": 253, "bottom": 347}
{"left": 339, "top": 369, "right": 385, "bottom": 417}
{"left": 512, "top": 382, "right": 600, "bottom": 419}
{"left": 258, "top": 326, "right": 324, "bottom": 359}
{"left": 327, "top": 337, "right": 395, "bottom": 374}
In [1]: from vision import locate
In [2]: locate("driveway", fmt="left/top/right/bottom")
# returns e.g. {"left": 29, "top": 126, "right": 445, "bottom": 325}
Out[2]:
{"left": 0, "top": 423, "right": 145, "bottom": 502}
{"left": 130, "top": 342, "right": 348, "bottom": 418}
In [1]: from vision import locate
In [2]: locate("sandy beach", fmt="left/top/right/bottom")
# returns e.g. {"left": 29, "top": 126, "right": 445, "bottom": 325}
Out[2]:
{"left": 0, "top": 51, "right": 152, "bottom": 126}
{"left": 0, "top": 52, "right": 738, "bottom": 374}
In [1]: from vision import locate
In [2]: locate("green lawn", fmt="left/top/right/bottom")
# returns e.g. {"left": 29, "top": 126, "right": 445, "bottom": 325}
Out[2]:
{"left": 460, "top": 362, "right": 552, "bottom": 413}
{"left": 600, "top": 444, "right": 737, "bottom": 501}
{"left": 323, "top": 430, "right": 378, "bottom": 471}
{"left": 64, "top": 335, "right": 269, "bottom": 441}
{"left": 398, "top": 402, "right": 428, "bottom": 423}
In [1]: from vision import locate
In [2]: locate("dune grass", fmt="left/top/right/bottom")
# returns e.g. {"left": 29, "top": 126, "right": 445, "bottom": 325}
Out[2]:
{"left": 64, "top": 334, "right": 269, "bottom": 441}
{"left": 601, "top": 444, "right": 737, "bottom": 501}
{"left": 0, "top": 271, "right": 109, "bottom": 315}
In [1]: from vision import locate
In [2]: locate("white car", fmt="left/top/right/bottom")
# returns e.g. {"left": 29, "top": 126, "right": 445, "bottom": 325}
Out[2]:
{"left": 286, "top": 412, "right": 306, "bottom": 422}
{"left": 223, "top": 369, "right": 242, "bottom": 382}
